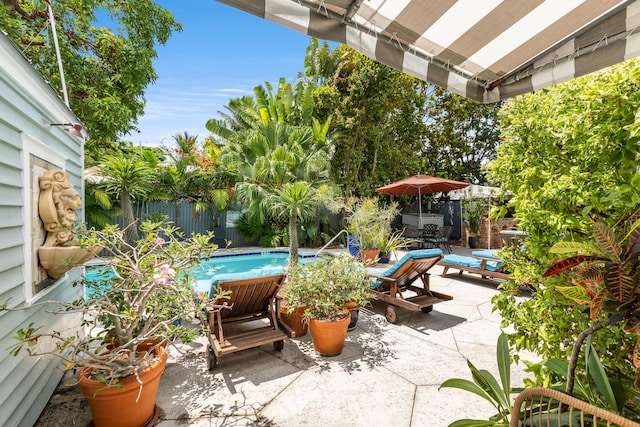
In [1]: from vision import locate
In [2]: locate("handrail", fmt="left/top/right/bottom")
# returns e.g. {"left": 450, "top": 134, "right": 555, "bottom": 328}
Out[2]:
{"left": 315, "top": 229, "right": 350, "bottom": 257}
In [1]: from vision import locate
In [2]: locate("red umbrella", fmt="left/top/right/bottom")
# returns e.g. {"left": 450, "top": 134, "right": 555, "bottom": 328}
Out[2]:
{"left": 376, "top": 174, "right": 469, "bottom": 228}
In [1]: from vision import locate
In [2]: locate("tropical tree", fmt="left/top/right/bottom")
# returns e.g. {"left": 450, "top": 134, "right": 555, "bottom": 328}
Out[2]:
{"left": 488, "top": 58, "right": 640, "bottom": 389}
{"left": 96, "top": 152, "right": 157, "bottom": 245}
{"left": 310, "top": 45, "right": 428, "bottom": 196}
{"left": 220, "top": 118, "right": 331, "bottom": 259}
{"left": 0, "top": 0, "right": 181, "bottom": 160}
{"left": 423, "top": 87, "right": 503, "bottom": 184}
{"left": 267, "top": 181, "right": 318, "bottom": 266}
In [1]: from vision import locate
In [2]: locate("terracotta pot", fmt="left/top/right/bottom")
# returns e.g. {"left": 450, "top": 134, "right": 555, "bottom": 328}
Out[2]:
{"left": 279, "top": 305, "right": 308, "bottom": 337}
{"left": 308, "top": 309, "right": 351, "bottom": 356}
{"left": 344, "top": 302, "right": 360, "bottom": 332}
{"left": 77, "top": 345, "right": 167, "bottom": 427}
{"left": 359, "top": 249, "right": 380, "bottom": 263}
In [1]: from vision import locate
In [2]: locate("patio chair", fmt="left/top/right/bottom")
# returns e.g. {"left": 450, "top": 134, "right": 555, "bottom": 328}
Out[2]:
{"left": 439, "top": 250, "right": 510, "bottom": 281}
{"left": 201, "top": 273, "right": 293, "bottom": 370}
{"left": 428, "top": 225, "right": 453, "bottom": 253}
{"left": 510, "top": 387, "right": 639, "bottom": 427}
{"left": 420, "top": 224, "right": 439, "bottom": 249}
{"left": 368, "top": 249, "right": 454, "bottom": 323}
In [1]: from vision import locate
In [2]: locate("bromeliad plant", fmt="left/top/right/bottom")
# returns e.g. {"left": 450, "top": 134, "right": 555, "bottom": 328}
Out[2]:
{"left": 542, "top": 212, "right": 640, "bottom": 394}
{"left": 3, "top": 220, "right": 218, "bottom": 386}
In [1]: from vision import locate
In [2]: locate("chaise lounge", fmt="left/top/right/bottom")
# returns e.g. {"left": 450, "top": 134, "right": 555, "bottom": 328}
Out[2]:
{"left": 200, "top": 272, "right": 293, "bottom": 370}
{"left": 439, "top": 249, "right": 510, "bottom": 281}
{"left": 369, "top": 249, "right": 454, "bottom": 323}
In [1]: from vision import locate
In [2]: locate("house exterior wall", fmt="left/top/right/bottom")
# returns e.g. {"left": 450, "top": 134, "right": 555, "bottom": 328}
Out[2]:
{"left": 0, "top": 33, "right": 86, "bottom": 427}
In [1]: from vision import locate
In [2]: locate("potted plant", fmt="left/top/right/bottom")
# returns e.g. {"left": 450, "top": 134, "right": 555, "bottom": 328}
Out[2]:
{"left": 462, "top": 197, "right": 488, "bottom": 248}
{"left": 377, "top": 229, "right": 413, "bottom": 263}
{"left": 3, "top": 220, "right": 217, "bottom": 427}
{"left": 346, "top": 197, "right": 399, "bottom": 263}
{"left": 281, "top": 254, "right": 371, "bottom": 356}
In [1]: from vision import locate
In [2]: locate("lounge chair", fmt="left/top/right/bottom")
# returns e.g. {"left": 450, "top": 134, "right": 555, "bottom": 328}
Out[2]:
{"left": 200, "top": 273, "right": 293, "bottom": 370}
{"left": 439, "top": 249, "right": 510, "bottom": 281}
{"left": 369, "top": 249, "right": 454, "bottom": 323}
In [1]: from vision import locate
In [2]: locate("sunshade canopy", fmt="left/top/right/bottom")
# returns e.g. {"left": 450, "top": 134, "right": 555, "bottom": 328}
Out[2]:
{"left": 376, "top": 174, "right": 469, "bottom": 196}
{"left": 218, "top": 0, "right": 640, "bottom": 103}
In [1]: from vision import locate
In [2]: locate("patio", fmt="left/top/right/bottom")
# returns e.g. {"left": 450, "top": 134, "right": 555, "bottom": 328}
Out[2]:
{"left": 36, "top": 246, "right": 537, "bottom": 427}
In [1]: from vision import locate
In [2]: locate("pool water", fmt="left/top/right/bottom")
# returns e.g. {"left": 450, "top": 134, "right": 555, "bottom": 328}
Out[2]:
{"left": 196, "top": 251, "right": 317, "bottom": 280}
{"left": 84, "top": 251, "right": 319, "bottom": 298}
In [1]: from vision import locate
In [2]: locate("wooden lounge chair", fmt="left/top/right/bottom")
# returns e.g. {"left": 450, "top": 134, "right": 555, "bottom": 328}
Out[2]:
{"left": 439, "top": 250, "right": 510, "bottom": 281}
{"left": 510, "top": 387, "right": 639, "bottom": 427}
{"left": 201, "top": 273, "right": 293, "bottom": 370}
{"left": 369, "top": 249, "right": 454, "bottom": 323}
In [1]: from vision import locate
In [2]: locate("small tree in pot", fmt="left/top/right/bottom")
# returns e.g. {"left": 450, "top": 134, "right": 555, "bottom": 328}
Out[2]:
{"left": 463, "top": 197, "right": 488, "bottom": 248}
{"left": 281, "top": 254, "right": 371, "bottom": 356}
{"left": 3, "top": 220, "right": 218, "bottom": 427}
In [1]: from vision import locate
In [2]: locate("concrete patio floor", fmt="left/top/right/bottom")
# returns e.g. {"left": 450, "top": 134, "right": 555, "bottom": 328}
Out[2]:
{"left": 35, "top": 246, "right": 538, "bottom": 427}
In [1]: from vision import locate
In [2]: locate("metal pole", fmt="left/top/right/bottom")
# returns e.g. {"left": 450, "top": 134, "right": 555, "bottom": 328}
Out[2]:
{"left": 46, "top": 0, "right": 69, "bottom": 107}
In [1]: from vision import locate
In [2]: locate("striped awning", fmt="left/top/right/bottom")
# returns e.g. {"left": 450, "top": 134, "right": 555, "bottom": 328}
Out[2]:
{"left": 217, "top": 0, "right": 640, "bottom": 103}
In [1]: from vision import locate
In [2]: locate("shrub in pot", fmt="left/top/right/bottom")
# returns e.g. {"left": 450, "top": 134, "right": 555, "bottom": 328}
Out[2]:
{"left": 281, "top": 254, "right": 371, "bottom": 355}
{"left": 3, "top": 220, "right": 218, "bottom": 427}
{"left": 345, "top": 197, "right": 400, "bottom": 263}
{"left": 463, "top": 197, "right": 488, "bottom": 248}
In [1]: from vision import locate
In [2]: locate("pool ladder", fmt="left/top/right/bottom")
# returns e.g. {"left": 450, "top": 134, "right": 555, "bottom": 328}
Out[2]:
{"left": 315, "top": 229, "right": 350, "bottom": 257}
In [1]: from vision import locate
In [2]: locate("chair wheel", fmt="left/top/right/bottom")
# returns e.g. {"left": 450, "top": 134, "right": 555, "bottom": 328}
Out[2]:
{"left": 207, "top": 345, "right": 217, "bottom": 371}
{"left": 421, "top": 305, "right": 434, "bottom": 313}
{"left": 273, "top": 340, "right": 284, "bottom": 351}
{"left": 385, "top": 305, "right": 398, "bottom": 323}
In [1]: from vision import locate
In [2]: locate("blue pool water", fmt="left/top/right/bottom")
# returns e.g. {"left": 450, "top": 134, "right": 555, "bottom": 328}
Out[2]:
{"left": 85, "top": 250, "right": 319, "bottom": 298}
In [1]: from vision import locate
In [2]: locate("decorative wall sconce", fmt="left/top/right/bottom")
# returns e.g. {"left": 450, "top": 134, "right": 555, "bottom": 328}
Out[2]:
{"left": 45, "top": 122, "right": 84, "bottom": 138}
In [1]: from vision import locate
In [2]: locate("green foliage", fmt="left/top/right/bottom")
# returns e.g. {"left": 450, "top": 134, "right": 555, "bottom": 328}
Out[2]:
{"left": 541, "top": 341, "right": 631, "bottom": 417}
{"left": 281, "top": 254, "right": 371, "bottom": 321}
{"left": 3, "top": 221, "right": 218, "bottom": 385}
{"left": 0, "top": 0, "right": 181, "bottom": 158}
{"left": 463, "top": 197, "right": 489, "bottom": 234}
{"left": 344, "top": 197, "right": 399, "bottom": 250}
{"left": 311, "top": 46, "right": 428, "bottom": 196}
{"left": 439, "top": 332, "right": 515, "bottom": 426}
{"left": 488, "top": 58, "right": 640, "bottom": 393}
{"left": 423, "top": 87, "right": 503, "bottom": 184}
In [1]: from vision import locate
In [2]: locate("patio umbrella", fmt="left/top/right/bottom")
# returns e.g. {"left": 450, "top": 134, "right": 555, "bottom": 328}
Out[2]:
{"left": 376, "top": 174, "right": 469, "bottom": 228}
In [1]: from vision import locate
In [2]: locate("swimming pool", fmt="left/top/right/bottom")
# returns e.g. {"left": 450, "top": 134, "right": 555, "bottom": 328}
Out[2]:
{"left": 85, "top": 250, "right": 320, "bottom": 298}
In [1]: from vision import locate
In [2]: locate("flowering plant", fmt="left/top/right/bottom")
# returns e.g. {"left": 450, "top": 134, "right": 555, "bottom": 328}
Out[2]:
{"left": 4, "top": 220, "right": 218, "bottom": 385}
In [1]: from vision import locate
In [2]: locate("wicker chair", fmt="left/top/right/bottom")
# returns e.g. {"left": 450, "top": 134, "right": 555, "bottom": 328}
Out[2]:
{"left": 510, "top": 387, "right": 640, "bottom": 427}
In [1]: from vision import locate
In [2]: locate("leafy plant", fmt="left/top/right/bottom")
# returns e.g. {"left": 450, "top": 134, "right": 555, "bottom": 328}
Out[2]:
{"left": 542, "top": 340, "right": 627, "bottom": 415}
{"left": 463, "top": 197, "right": 489, "bottom": 235}
{"left": 542, "top": 213, "right": 640, "bottom": 394}
{"left": 281, "top": 254, "right": 371, "bottom": 321}
{"left": 4, "top": 220, "right": 218, "bottom": 387}
{"left": 439, "top": 332, "right": 516, "bottom": 426}
{"left": 378, "top": 229, "right": 413, "bottom": 256}
{"left": 345, "top": 197, "right": 399, "bottom": 250}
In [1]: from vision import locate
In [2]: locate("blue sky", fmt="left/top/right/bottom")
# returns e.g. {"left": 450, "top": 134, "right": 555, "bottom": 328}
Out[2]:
{"left": 128, "top": 1, "right": 318, "bottom": 148}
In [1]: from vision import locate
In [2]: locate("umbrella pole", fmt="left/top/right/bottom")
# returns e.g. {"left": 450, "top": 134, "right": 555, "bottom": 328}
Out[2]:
{"left": 418, "top": 188, "right": 422, "bottom": 229}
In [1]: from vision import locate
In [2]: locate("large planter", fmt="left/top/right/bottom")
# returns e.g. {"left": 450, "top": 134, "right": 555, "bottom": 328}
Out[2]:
{"left": 468, "top": 236, "right": 479, "bottom": 249}
{"left": 359, "top": 249, "right": 380, "bottom": 264}
{"left": 39, "top": 245, "right": 102, "bottom": 279}
{"left": 308, "top": 310, "right": 351, "bottom": 356}
{"left": 77, "top": 344, "right": 167, "bottom": 427}
{"left": 278, "top": 304, "right": 308, "bottom": 337}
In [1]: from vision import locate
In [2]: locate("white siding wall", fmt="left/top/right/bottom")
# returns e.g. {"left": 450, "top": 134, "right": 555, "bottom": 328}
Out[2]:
{"left": 0, "top": 33, "right": 86, "bottom": 427}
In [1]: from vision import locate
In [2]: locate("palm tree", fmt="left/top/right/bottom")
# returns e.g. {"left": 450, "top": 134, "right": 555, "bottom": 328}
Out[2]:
{"left": 221, "top": 119, "right": 331, "bottom": 259}
{"left": 97, "top": 152, "right": 156, "bottom": 245}
{"left": 267, "top": 182, "right": 318, "bottom": 267}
